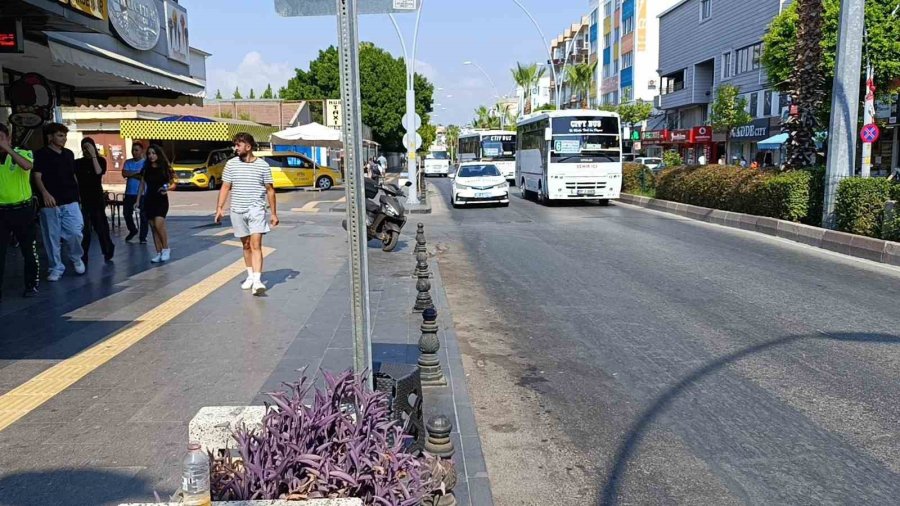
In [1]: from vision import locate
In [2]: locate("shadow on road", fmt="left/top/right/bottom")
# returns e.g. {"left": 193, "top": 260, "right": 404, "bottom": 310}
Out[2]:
{"left": 599, "top": 331, "right": 900, "bottom": 506}
{"left": 0, "top": 468, "right": 158, "bottom": 506}
{"left": 263, "top": 269, "right": 300, "bottom": 292}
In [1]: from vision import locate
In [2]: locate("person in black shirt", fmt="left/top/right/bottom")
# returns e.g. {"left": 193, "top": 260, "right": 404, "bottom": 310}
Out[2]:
{"left": 136, "top": 145, "right": 175, "bottom": 263}
{"left": 75, "top": 137, "right": 114, "bottom": 263}
{"left": 32, "top": 123, "right": 85, "bottom": 281}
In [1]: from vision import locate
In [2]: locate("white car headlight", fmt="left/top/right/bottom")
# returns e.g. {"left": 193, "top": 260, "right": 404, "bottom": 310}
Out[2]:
{"left": 493, "top": 182, "right": 509, "bottom": 189}
{"left": 455, "top": 182, "right": 471, "bottom": 189}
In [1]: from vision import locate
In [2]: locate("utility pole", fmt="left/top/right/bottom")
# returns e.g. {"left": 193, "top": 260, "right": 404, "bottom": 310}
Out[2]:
{"left": 823, "top": 0, "right": 864, "bottom": 229}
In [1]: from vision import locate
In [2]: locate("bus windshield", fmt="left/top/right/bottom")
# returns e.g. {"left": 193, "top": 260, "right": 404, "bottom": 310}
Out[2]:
{"left": 551, "top": 116, "right": 620, "bottom": 163}
{"left": 481, "top": 135, "right": 516, "bottom": 161}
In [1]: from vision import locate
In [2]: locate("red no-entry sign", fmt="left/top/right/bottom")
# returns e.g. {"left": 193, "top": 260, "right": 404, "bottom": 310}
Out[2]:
{"left": 860, "top": 123, "right": 880, "bottom": 143}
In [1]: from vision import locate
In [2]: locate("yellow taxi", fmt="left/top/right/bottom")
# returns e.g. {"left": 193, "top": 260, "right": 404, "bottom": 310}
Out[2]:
{"left": 173, "top": 147, "right": 234, "bottom": 190}
{"left": 257, "top": 150, "right": 343, "bottom": 190}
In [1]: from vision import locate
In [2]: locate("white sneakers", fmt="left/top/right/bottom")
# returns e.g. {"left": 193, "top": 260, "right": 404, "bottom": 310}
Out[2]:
{"left": 47, "top": 271, "right": 62, "bottom": 282}
{"left": 73, "top": 260, "right": 86, "bottom": 275}
{"left": 241, "top": 270, "right": 266, "bottom": 295}
{"left": 251, "top": 281, "right": 267, "bottom": 296}
{"left": 151, "top": 249, "right": 171, "bottom": 264}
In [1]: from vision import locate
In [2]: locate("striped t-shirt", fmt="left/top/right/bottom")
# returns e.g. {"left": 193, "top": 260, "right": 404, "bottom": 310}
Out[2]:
{"left": 222, "top": 157, "right": 274, "bottom": 212}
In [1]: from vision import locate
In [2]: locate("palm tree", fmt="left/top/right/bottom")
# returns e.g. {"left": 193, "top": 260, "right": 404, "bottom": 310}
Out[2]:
{"left": 511, "top": 63, "right": 546, "bottom": 115}
{"left": 473, "top": 106, "right": 492, "bottom": 129}
{"left": 784, "top": 0, "right": 825, "bottom": 169}
{"left": 565, "top": 62, "right": 597, "bottom": 108}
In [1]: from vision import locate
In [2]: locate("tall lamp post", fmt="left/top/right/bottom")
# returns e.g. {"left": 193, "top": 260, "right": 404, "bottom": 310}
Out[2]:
{"left": 464, "top": 60, "right": 504, "bottom": 128}
{"left": 511, "top": 0, "right": 561, "bottom": 109}
{"left": 388, "top": 0, "right": 426, "bottom": 205}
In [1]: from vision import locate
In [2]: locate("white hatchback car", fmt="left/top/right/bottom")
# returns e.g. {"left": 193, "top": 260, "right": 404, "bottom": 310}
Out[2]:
{"left": 451, "top": 163, "right": 510, "bottom": 208}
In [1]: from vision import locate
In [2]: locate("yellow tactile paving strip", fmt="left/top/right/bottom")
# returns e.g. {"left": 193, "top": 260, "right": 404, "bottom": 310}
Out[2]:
{"left": 0, "top": 247, "right": 273, "bottom": 433}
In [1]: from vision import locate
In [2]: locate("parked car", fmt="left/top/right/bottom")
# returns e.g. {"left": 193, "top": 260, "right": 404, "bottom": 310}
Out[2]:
{"left": 635, "top": 157, "right": 663, "bottom": 172}
{"left": 258, "top": 151, "right": 343, "bottom": 190}
{"left": 450, "top": 162, "right": 510, "bottom": 208}
{"left": 173, "top": 147, "right": 233, "bottom": 190}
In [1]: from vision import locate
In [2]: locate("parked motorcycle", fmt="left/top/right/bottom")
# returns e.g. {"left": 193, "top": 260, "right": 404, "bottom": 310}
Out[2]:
{"left": 342, "top": 177, "right": 413, "bottom": 252}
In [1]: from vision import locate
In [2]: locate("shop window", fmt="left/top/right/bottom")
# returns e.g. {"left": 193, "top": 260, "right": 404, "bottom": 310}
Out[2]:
{"left": 749, "top": 92, "right": 759, "bottom": 118}
{"left": 764, "top": 90, "right": 773, "bottom": 117}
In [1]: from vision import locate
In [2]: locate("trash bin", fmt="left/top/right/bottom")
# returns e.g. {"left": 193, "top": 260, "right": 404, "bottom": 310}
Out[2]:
{"left": 374, "top": 362, "right": 425, "bottom": 454}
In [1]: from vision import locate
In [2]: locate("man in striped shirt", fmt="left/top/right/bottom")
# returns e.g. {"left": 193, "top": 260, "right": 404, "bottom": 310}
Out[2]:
{"left": 215, "top": 132, "right": 279, "bottom": 296}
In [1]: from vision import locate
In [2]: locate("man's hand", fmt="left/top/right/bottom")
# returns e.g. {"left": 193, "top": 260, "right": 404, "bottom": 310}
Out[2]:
{"left": 214, "top": 208, "right": 224, "bottom": 224}
{"left": 42, "top": 192, "right": 57, "bottom": 208}
{"left": 270, "top": 214, "right": 279, "bottom": 227}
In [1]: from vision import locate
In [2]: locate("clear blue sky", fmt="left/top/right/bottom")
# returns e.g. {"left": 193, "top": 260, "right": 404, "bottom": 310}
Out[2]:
{"left": 179, "top": 0, "right": 594, "bottom": 125}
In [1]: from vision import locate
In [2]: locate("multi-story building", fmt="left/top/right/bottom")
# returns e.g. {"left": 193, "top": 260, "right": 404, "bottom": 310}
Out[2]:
{"left": 654, "top": 0, "right": 792, "bottom": 165}
{"left": 549, "top": 15, "right": 591, "bottom": 109}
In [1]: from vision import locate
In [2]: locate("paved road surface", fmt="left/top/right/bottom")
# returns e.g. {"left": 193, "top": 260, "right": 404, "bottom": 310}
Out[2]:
{"left": 425, "top": 178, "right": 900, "bottom": 505}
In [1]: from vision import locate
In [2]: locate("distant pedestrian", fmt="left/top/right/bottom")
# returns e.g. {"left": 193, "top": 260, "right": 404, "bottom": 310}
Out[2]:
{"left": 377, "top": 153, "right": 388, "bottom": 173}
{"left": 214, "top": 132, "right": 278, "bottom": 296}
{"left": 122, "top": 142, "right": 149, "bottom": 244}
{"left": 740, "top": 157, "right": 748, "bottom": 168}
{"left": 697, "top": 153, "right": 707, "bottom": 165}
{"left": 0, "top": 123, "right": 39, "bottom": 300}
{"left": 75, "top": 137, "right": 115, "bottom": 264}
{"left": 137, "top": 145, "right": 175, "bottom": 263}
{"left": 33, "top": 123, "right": 85, "bottom": 281}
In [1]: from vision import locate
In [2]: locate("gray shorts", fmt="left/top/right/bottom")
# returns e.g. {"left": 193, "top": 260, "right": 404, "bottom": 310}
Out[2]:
{"left": 231, "top": 206, "right": 270, "bottom": 238}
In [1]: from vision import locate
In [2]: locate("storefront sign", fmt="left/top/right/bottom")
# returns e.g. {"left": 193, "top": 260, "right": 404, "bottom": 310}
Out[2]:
{"left": 730, "top": 119, "right": 769, "bottom": 141}
{"left": 670, "top": 129, "right": 690, "bottom": 143}
{"left": 691, "top": 126, "right": 713, "bottom": 143}
{"left": 58, "top": 0, "right": 107, "bottom": 20}
{"left": 108, "top": 0, "right": 161, "bottom": 51}
{"left": 641, "top": 129, "right": 669, "bottom": 143}
{"left": 0, "top": 19, "right": 24, "bottom": 54}
{"left": 8, "top": 73, "right": 55, "bottom": 130}
{"left": 163, "top": 0, "right": 189, "bottom": 63}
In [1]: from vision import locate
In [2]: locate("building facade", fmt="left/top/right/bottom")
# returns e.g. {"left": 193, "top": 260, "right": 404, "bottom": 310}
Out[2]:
{"left": 1, "top": 0, "right": 207, "bottom": 147}
{"left": 655, "top": 0, "right": 791, "bottom": 165}
{"left": 549, "top": 15, "right": 591, "bottom": 109}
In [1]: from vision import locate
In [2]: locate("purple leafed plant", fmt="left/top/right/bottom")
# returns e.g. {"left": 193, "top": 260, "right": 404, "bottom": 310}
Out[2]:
{"left": 210, "top": 369, "right": 428, "bottom": 505}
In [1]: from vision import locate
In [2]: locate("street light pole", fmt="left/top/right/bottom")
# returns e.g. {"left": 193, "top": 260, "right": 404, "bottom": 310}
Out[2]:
{"left": 389, "top": 0, "right": 426, "bottom": 205}
{"left": 464, "top": 60, "right": 503, "bottom": 128}
{"left": 510, "top": 0, "right": 560, "bottom": 109}
{"left": 823, "top": 0, "right": 865, "bottom": 228}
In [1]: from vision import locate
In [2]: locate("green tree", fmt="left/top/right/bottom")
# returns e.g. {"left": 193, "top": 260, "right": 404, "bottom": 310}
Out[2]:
{"left": 616, "top": 99, "right": 654, "bottom": 129}
{"left": 445, "top": 124, "right": 461, "bottom": 162}
{"left": 565, "top": 62, "right": 597, "bottom": 108}
{"left": 261, "top": 84, "right": 275, "bottom": 99}
{"left": 232, "top": 87, "right": 242, "bottom": 99}
{"left": 473, "top": 105, "right": 492, "bottom": 129}
{"left": 214, "top": 89, "right": 223, "bottom": 100}
{"left": 511, "top": 62, "right": 546, "bottom": 115}
{"left": 419, "top": 123, "right": 437, "bottom": 154}
{"left": 709, "top": 84, "right": 752, "bottom": 163}
{"left": 249, "top": 88, "right": 256, "bottom": 99}
{"left": 762, "top": 0, "right": 900, "bottom": 101}
{"left": 280, "top": 43, "right": 435, "bottom": 151}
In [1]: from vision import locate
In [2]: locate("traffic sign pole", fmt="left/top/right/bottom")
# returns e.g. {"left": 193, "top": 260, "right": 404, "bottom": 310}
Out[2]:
{"left": 861, "top": 64, "right": 876, "bottom": 177}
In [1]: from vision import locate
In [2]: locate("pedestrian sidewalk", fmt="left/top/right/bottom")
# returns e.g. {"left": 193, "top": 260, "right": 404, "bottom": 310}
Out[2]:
{"left": 0, "top": 209, "right": 489, "bottom": 505}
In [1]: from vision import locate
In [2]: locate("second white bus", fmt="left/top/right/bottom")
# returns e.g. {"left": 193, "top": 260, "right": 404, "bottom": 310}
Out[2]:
{"left": 458, "top": 130, "right": 517, "bottom": 181}
{"left": 515, "top": 110, "right": 622, "bottom": 204}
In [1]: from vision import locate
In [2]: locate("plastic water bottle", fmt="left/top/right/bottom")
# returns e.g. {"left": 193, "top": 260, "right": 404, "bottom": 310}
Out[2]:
{"left": 182, "top": 442, "right": 211, "bottom": 506}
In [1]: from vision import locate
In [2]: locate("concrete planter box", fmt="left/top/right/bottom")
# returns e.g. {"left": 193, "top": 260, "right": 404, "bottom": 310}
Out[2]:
{"left": 190, "top": 406, "right": 267, "bottom": 455}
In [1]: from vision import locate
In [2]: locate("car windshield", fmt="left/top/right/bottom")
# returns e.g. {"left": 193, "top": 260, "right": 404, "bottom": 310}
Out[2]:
{"left": 428, "top": 151, "right": 450, "bottom": 160}
{"left": 458, "top": 165, "right": 501, "bottom": 178}
{"left": 175, "top": 158, "right": 206, "bottom": 165}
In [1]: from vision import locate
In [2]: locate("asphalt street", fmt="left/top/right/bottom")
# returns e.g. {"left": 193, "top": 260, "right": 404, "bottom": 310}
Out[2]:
{"left": 425, "top": 177, "right": 900, "bottom": 505}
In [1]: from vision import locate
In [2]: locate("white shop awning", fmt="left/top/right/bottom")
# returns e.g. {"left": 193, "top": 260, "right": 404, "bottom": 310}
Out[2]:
{"left": 45, "top": 32, "right": 205, "bottom": 98}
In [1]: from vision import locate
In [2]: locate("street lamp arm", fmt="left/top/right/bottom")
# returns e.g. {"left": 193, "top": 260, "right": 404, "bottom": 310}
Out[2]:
{"left": 511, "top": 0, "right": 560, "bottom": 109}
{"left": 411, "top": 0, "right": 426, "bottom": 89}
{"left": 388, "top": 14, "right": 409, "bottom": 68}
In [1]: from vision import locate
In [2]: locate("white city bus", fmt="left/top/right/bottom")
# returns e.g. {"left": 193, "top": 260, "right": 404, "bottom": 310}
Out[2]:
{"left": 515, "top": 110, "right": 622, "bottom": 204}
{"left": 457, "top": 130, "right": 517, "bottom": 181}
